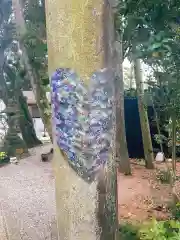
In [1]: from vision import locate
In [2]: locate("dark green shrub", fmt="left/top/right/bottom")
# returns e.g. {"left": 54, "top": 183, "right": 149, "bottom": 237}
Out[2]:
{"left": 119, "top": 223, "right": 139, "bottom": 240}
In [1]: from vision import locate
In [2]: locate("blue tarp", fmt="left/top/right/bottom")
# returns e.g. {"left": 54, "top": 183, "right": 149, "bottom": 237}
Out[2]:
{"left": 124, "top": 97, "right": 168, "bottom": 158}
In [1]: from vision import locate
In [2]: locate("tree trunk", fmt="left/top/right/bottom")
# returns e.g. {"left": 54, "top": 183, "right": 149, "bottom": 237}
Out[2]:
{"left": 133, "top": 58, "right": 154, "bottom": 169}
{"left": 0, "top": 49, "right": 8, "bottom": 106}
{"left": 129, "top": 63, "right": 134, "bottom": 89}
{"left": 171, "top": 113, "right": 178, "bottom": 203}
{"left": 114, "top": 35, "right": 131, "bottom": 175}
{"left": 18, "top": 90, "right": 42, "bottom": 148}
{"left": 12, "top": 0, "right": 53, "bottom": 141}
{"left": 1, "top": 52, "right": 42, "bottom": 148}
{"left": 171, "top": 113, "right": 176, "bottom": 174}
{"left": 3, "top": 129, "right": 28, "bottom": 157}
{"left": 0, "top": 51, "right": 28, "bottom": 155}
{"left": 45, "top": 0, "right": 118, "bottom": 239}
{"left": 2, "top": 100, "right": 28, "bottom": 156}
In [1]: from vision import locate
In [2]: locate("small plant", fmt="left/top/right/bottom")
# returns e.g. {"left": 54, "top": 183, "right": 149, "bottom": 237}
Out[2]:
{"left": 156, "top": 169, "right": 172, "bottom": 184}
{"left": 139, "top": 219, "right": 180, "bottom": 240}
{"left": 0, "top": 151, "right": 10, "bottom": 164}
{"left": 0, "top": 151, "right": 7, "bottom": 159}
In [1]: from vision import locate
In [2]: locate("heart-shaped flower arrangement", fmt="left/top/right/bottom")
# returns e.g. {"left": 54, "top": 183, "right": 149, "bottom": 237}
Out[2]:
{"left": 51, "top": 68, "right": 113, "bottom": 182}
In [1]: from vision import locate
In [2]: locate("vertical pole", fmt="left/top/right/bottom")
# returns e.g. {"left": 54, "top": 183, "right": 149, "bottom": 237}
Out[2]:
{"left": 45, "top": 0, "right": 118, "bottom": 239}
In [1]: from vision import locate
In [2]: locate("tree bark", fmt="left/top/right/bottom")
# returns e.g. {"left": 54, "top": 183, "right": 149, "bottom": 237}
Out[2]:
{"left": 114, "top": 35, "right": 131, "bottom": 175}
{"left": 12, "top": 0, "right": 53, "bottom": 141}
{"left": 134, "top": 58, "right": 154, "bottom": 169}
{"left": 45, "top": 0, "right": 118, "bottom": 239}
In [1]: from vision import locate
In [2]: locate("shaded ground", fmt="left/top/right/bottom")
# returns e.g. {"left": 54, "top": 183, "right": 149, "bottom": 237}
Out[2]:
{"left": 118, "top": 160, "right": 180, "bottom": 223}
{"left": 0, "top": 144, "right": 58, "bottom": 240}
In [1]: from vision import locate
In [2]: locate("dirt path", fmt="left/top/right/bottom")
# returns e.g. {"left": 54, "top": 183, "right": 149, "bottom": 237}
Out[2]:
{"left": 0, "top": 144, "right": 58, "bottom": 240}
{"left": 118, "top": 161, "right": 180, "bottom": 223}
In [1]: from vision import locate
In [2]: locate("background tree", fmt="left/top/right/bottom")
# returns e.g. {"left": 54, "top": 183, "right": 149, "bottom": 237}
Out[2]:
{"left": 0, "top": 0, "right": 35, "bottom": 155}
{"left": 4, "top": 47, "right": 42, "bottom": 148}
{"left": 12, "top": 0, "right": 52, "bottom": 140}
{"left": 0, "top": 0, "right": 41, "bottom": 153}
{"left": 114, "top": 8, "right": 131, "bottom": 175}
{"left": 115, "top": 0, "right": 180, "bottom": 169}
{"left": 133, "top": 57, "right": 154, "bottom": 169}
{"left": 116, "top": 0, "right": 180, "bottom": 183}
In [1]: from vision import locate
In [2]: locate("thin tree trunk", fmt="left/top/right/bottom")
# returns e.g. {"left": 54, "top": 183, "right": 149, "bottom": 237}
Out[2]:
{"left": 134, "top": 58, "right": 154, "bottom": 169}
{"left": 114, "top": 35, "right": 131, "bottom": 175}
{"left": 129, "top": 63, "right": 134, "bottom": 89}
{"left": 171, "top": 113, "right": 178, "bottom": 203}
{"left": 12, "top": 0, "right": 53, "bottom": 141}
{"left": 0, "top": 50, "right": 8, "bottom": 106}
{"left": 45, "top": 0, "right": 118, "bottom": 239}
{"left": 151, "top": 98, "right": 164, "bottom": 153}
{"left": 171, "top": 113, "right": 176, "bottom": 174}
{"left": 2, "top": 100, "right": 28, "bottom": 156}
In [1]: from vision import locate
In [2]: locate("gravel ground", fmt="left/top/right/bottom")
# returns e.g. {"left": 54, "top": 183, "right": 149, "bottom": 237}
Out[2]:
{"left": 0, "top": 144, "right": 58, "bottom": 240}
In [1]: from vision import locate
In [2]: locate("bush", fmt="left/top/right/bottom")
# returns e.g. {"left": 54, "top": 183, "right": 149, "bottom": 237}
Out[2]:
{"left": 139, "top": 219, "right": 180, "bottom": 240}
